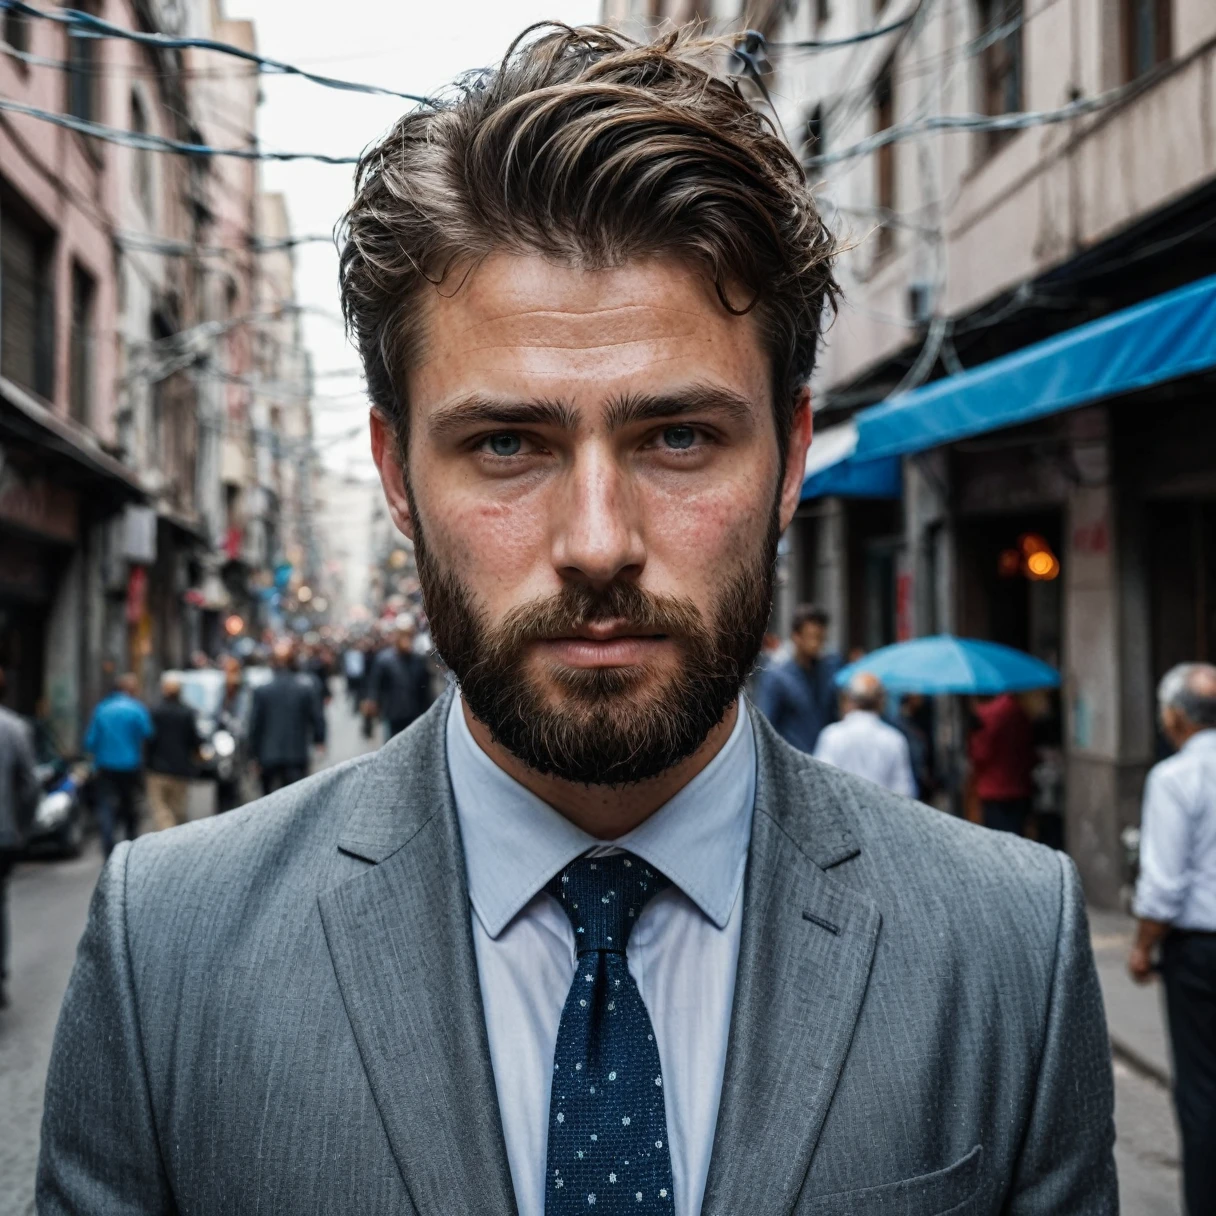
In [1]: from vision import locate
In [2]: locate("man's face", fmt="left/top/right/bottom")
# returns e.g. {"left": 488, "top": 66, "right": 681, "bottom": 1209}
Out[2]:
{"left": 395, "top": 629, "right": 414, "bottom": 654}
{"left": 793, "top": 621, "right": 826, "bottom": 661}
{"left": 371, "top": 253, "right": 811, "bottom": 783}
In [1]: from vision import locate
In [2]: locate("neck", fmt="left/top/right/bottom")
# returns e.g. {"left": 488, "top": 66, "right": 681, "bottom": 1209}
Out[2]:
{"left": 463, "top": 698, "right": 740, "bottom": 839}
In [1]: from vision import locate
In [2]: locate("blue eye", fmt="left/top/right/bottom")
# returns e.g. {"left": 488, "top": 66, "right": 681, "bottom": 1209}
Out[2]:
{"left": 663, "top": 425, "right": 696, "bottom": 450}
{"left": 487, "top": 433, "right": 522, "bottom": 457}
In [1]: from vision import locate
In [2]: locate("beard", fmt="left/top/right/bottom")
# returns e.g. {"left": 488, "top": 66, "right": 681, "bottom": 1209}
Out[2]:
{"left": 411, "top": 505, "right": 779, "bottom": 786}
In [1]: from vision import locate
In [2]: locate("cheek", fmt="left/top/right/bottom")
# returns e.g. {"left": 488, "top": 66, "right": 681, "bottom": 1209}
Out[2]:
{"left": 641, "top": 464, "right": 776, "bottom": 591}
{"left": 416, "top": 469, "right": 556, "bottom": 607}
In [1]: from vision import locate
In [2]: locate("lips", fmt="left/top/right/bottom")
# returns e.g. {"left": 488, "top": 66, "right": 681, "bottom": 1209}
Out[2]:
{"left": 535, "top": 630, "right": 673, "bottom": 669}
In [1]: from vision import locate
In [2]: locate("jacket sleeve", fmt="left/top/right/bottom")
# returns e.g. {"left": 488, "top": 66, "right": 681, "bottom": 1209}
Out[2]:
{"left": 37, "top": 844, "right": 175, "bottom": 1213}
{"left": 1005, "top": 853, "right": 1117, "bottom": 1214}
{"left": 83, "top": 711, "right": 99, "bottom": 759}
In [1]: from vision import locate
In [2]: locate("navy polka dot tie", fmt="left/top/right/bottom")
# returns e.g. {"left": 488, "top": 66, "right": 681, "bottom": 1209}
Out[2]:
{"left": 544, "top": 853, "right": 675, "bottom": 1213}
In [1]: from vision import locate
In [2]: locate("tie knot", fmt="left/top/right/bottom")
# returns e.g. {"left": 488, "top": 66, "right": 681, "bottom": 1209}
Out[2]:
{"left": 546, "top": 853, "right": 670, "bottom": 954}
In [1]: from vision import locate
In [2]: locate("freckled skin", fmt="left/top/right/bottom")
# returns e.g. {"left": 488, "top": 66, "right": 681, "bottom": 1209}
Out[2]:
{"left": 371, "top": 251, "right": 812, "bottom": 830}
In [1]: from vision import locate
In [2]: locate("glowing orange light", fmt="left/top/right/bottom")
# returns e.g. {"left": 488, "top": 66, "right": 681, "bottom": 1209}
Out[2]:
{"left": 1026, "top": 551, "right": 1059, "bottom": 580}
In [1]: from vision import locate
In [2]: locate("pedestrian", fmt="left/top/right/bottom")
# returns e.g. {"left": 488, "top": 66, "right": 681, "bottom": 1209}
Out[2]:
{"left": 247, "top": 640, "right": 326, "bottom": 797}
{"left": 343, "top": 641, "right": 367, "bottom": 713}
{"left": 1128, "top": 662, "right": 1216, "bottom": 1216}
{"left": 813, "top": 672, "right": 917, "bottom": 797}
{"left": 40, "top": 28, "right": 1116, "bottom": 1212}
{"left": 215, "top": 656, "right": 245, "bottom": 813}
{"left": 895, "top": 692, "right": 937, "bottom": 802}
{"left": 146, "top": 675, "right": 202, "bottom": 832}
{"left": 968, "top": 691, "right": 1036, "bottom": 834}
{"left": 83, "top": 672, "right": 152, "bottom": 858}
{"left": 0, "top": 668, "right": 39, "bottom": 1010}
{"left": 754, "top": 603, "right": 843, "bottom": 752}
{"left": 363, "top": 615, "right": 433, "bottom": 740}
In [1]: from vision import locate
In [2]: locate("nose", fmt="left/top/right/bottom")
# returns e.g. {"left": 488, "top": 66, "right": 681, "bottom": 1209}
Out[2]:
{"left": 551, "top": 441, "right": 645, "bottom": 589}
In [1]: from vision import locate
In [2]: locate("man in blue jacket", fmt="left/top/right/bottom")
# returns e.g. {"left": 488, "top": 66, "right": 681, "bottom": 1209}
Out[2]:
{"left": 755, "top": 604, "right": 843, "bottom": 753}
{"left": 84, "top": 673, "right": 153, "bottom": 857}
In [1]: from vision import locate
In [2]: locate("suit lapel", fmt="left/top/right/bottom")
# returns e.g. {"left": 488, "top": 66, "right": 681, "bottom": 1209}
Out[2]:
{"left": 702, "top": 711, "right": 882, "bottom": 1215}
{"left": 318, "top": 691, "right": 517, "bottom": 1216}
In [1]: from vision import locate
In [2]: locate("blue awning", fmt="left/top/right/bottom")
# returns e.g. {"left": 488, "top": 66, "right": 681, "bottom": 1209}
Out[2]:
{"left": 801, "top": 420, "right": 903, "bottom": 501}
{"left": 852, "top": 272, "right": 1216, "bottom": 461}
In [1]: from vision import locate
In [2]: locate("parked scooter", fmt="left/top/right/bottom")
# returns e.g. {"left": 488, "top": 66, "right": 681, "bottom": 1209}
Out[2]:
{"left": 26, "top": 753, "right": 90, "bottom": 858}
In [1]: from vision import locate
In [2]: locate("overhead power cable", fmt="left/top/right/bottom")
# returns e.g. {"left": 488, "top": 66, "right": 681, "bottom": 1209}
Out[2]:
{"left": 117, "top": 232, "right": 335, "bottom": 257}
{"left": 0, "top": 0, "right": 436, "bottom": 107}
{"left": 0, "top": 96, "right": 360, "bottom": 162}
{"left": 805, "top": 76, "right": 1150, "bottom": 170}
{"left": 765, "top": 9, "right": 917, "bottom": 51}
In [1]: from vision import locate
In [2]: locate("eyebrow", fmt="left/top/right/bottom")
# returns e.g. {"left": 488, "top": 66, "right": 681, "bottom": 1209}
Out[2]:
{"left": 603, "top": 386, "right": 756, "bottom": 431}
{"left": 427, "top": 396, "right": 581, "bottom": 441}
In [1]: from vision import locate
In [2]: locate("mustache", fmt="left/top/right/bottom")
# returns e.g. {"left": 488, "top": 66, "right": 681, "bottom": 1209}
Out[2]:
{"left": 494, "top": 581, "right": 707, "bottom": 651}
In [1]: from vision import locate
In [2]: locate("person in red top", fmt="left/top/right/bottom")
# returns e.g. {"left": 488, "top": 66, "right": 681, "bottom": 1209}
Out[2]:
{"left": 969, "top": 693, "right": 1036, "bottom": 835}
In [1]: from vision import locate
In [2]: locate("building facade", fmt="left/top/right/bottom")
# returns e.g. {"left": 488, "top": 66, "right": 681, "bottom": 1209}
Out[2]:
{"left": 604, "top": 0, "right": 1216, "bottom": 906}
{"left": 0, "top": 0, "right": 320, "bottom": 747}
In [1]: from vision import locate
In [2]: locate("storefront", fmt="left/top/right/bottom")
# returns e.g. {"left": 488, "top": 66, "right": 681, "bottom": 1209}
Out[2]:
{"left": 1, "top": 379, "right": 145, "bottom": 747}
{"left": 803, "top": 273, "right": 1216, "bottom": 906}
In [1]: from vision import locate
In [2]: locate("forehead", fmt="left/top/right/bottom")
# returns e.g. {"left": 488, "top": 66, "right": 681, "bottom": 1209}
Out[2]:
{"left": 407, "top": 252, "right": 770, "bottom": 412}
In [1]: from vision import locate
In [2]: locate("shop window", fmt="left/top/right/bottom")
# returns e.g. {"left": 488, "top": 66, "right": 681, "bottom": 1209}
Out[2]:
{"left": 130, "top": 91, "right": 155, "bottom": 218}
{"left": 977, "top": 0, "right": 1023, "bottom": 152}
{"left": 69, "top": 262, "right": 96, "bottom": 424}
{"left": 874, "top": 60, "right": 895, "bottom": 256}
{"left": 67, "top": 15, "right": 98, "bottom": 123}
{"left": 0, "top": 205, "right": 55, "bottom": 400}
{"left": 803, "top": 104, "right": 827, "bottom": 162}
{"left": 1122, "top": 0, "right": 1171, "bottom": 81}
{"left": 3, "top": 11, "right": 30, "bottom": 54}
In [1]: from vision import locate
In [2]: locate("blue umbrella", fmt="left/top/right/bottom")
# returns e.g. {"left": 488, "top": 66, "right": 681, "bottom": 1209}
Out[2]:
{"left": 835, "top": 635, "right": 1060, "bottom": 696}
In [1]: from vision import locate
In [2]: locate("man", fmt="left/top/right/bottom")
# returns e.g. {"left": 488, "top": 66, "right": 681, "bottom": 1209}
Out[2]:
{"left": 813, "top": 672, "right": 916, "bottom": 797}
{"left": 755, "top": 604, "right": 843, "bottom": 753}
{"left": 247, "top": 640, "right": 326, "bottom": 796}
{"left": 363, "top": 615, "right": 433, "bottom": 739}
{"left": 343, "top": 639, "right": 368, "bottom": 712}
{"left": 40, "top": 26, "right": 1115, "bottom": 1214}
{"left": 1129, "top": 662, "right": 1216, "bottom": 1215}
{"left": 145, "top": 675, "right": 201, "bottom": 831}
{"left": 968, "top": 693, "right": 1036, "bottom": 835}
{"left": 0, "top": 668, "right": 39, "bottom": 1010}
{"left": 82, "top": 673, "right": 152, "bottom": 857}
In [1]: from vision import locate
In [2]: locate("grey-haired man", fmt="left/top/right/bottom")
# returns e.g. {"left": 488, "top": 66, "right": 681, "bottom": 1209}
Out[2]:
{"left": 1130, "top": 661, "right": 1216, "bottom": 1215}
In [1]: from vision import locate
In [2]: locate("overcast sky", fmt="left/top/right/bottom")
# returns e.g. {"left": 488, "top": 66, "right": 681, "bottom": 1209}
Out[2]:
{"left": 228, "top": 0, "right": 601, "bottom": 475}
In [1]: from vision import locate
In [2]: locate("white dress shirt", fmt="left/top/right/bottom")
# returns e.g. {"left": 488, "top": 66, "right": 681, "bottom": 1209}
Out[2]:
{"left": 1133, "top": 728, "right": 1216, "bottom": 931}
{"left": 446, "top": 693, "right": 756, "bottom": 1216}
{"left": 812, "top": 709, "right": 916, "bottom": 797}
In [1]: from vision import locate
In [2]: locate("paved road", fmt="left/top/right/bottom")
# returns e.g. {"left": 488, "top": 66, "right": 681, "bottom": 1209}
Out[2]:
{"left": 0, "top": 695, "right": 1183, "bottom": 1214}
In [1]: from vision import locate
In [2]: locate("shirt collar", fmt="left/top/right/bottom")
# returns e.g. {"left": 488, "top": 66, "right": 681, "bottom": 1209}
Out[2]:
{"left": 446, "top": 693, "right": 755, "bottom": 938}
{"left": 1182, "top": 728, "right": 1216, "bottom": 754}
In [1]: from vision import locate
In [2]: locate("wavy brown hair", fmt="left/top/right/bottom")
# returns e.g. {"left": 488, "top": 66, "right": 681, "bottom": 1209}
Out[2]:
{"left": 338, "top": 23, "right": 838, "bottom": 459}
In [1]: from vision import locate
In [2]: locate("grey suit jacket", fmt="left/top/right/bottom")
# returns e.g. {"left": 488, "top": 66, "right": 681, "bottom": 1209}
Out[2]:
{"left": 38, "top": 692, "right": 1117, "bottom": 1214}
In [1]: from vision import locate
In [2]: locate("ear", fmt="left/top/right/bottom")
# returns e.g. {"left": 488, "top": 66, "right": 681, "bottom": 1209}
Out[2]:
{"left": 370, "top": 408, "right": 415, "bottom": 542}
{"left": 777, "top": 386, "right": 812, "bottom": 532}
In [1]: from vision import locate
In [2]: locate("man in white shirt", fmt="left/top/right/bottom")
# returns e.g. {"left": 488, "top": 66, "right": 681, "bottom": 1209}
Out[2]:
{"left": 813, "top": 672, "right": 916, "bottom": 798}
{"left": 1129, "top": 661, "right": 1216, "bottom": 1215}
